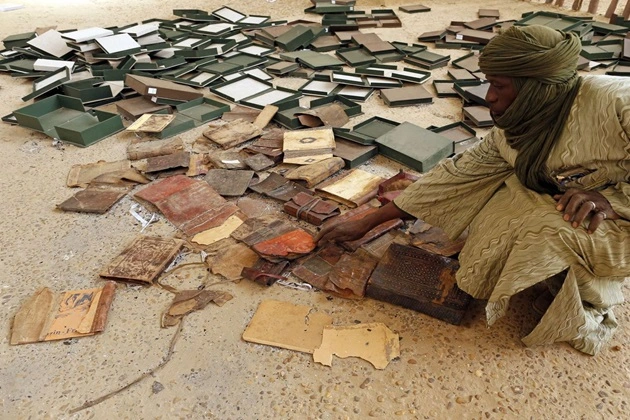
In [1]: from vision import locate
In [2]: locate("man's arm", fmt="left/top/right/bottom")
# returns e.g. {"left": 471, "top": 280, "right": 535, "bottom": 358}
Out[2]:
{"left": 317, "top": 129, "right": 514, "bottom": 245}
{"left": 315, "top": 201, "right": 411, "bottom": 246}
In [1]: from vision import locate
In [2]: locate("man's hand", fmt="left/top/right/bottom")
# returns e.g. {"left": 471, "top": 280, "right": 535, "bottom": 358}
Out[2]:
{"left": 554, "top": 188, "right": 619, "bottom": 234}
{"left": 315, "top": 201, "right": 412, "bottom": 246}
{"left": 315, "top": 218, "right": 372, "bottom": 246}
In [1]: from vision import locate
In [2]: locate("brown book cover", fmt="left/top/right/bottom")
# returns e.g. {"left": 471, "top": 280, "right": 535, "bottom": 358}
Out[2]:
{"left": 125, "top": 74, "right": 203, "bottom": 101}
{"left": 366, "top": 244, "right": 472, "bottom": 325}
{"left": 249, "top": 172, "right": 311, "bottom": 202}
{"left": 283, "top": 192, "right": 340, "bottom": 226}
{"left": 144, "top": 151, "right": 190, "bottom": 173}
{"left": 252, "top": 229, "right": 316, "bottom": 262}
{"left": 134, "top": 175, "right": 240, "bottom": 236}
{"left": 205, "top": 169, "right": 255, "bottom": 197}
{"left": 100, "top": 236, "right": 184, "bottom": 284}
{"left": 57, "top": 184, "right": 131, "bottom": 214}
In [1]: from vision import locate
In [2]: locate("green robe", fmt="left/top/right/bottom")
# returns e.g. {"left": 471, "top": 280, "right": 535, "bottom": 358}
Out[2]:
{"left": 394, "top": 75, "right": 630, "bottom": 355}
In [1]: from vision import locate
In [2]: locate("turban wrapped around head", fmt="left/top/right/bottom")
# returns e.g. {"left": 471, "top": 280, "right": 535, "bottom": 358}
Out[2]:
{"left": 479, "top": 25, "right": 583, "bottom": 195}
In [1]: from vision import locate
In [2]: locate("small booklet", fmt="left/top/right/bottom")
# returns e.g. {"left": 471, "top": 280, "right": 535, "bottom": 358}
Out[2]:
{"left": 11, "top": 282, "right": 116, "bottom": 345}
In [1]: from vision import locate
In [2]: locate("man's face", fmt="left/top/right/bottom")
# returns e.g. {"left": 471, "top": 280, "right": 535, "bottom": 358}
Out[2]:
{"left": 485, "top": 75, "right": 518, "bottom": 118}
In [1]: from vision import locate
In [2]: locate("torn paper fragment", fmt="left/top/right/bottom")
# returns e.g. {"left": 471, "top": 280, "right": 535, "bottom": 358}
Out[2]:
{"left": 161, "top": 289, "right": 233, "bottom": 327}
{"left": 313, "top": 323, "right": 400, "bottom": 369}
{"left": 192, "top": 215, "right": 244, "bottom": 246}
{"left": 207, "top": 242, "right": 259, "bottom": 281}
{"left": 242, "top": 300, "right": 332, "bottom": 353}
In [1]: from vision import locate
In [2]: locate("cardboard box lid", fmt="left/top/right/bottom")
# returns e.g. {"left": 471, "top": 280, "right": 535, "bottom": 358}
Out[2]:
{"left": 212, "top": 6, "right": 247, "bottom": 23}
{"left": 399, "top": 4, "right": 431, "bottom": 13}
{"left": 125, "top": 73, "right": 203, "bottom": 101}
{"left": 463, "top": 105, "right": 493, "bottom": 127}
{"left": 27, "top": 29, "right": 73, "bottom": 58}
{"left": 336, "top": 85, "right": 374, "bottom": 101}
{"left": 22, "top": 67, "right": 71, "bottom": 102}
{"left": 115, "top": 96, "right": 171, "bottom": 120}
{"left": 381, "top": 85, "right": 433, "bottom": 104}
{"left": 333, "top": 138, "right": 378, "bottom": 168}
{"left": 62, "top": 27, "right": 114, "bottom": 43}
{"left": 121, "top": 22, "right": 160, "bottom": 38}
{"left": 210, "top": 74, "right": 273, "bottom": 102}
{"left": 464, "top": 17, "right": 498, "bottom": 30}
{"left": 375, "top": 122, "right": 453, "bottom": 166}
{"left": 96, "top": 33, "right": 141, "bottom": 54}
{"left": 337, "top": 46, "right": 377, "bottom": 67}
{"left": 353, "top": 116, "right": 400, "bottom": 138}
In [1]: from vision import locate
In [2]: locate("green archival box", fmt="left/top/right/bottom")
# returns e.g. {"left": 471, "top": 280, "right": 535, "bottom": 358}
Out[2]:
{"left": 54, "top": 110, "right": 124, "bottom": 147}
{"left": 156, "top": 114, "right": 197, "bottom": 139}
{"left": 375, "top": 122, "right": 454, "bottom": 172}
{"left": 175, "top": 97, "right": 231, "bottom": 125}
{"left": 14, "top": 95, "right": 124, "bottom": 147}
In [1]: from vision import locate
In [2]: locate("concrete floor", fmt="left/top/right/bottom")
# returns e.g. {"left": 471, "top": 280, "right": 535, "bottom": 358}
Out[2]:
{"left": 0, "top": 0, "right": 628, "bottom": 418}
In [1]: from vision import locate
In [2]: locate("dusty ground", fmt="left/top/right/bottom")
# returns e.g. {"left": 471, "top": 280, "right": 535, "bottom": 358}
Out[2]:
{"left": 0, "top": 0, "right": 628, "bottom": 419}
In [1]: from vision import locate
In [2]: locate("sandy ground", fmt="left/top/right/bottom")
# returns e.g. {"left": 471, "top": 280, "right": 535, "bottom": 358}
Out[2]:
{"left": 0, "top": 0, "right": 628, "bottom": 418}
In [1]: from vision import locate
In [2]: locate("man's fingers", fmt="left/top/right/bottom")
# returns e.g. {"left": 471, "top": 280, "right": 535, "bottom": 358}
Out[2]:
{"left": 555, "top": 189, "right": 579, "bottom": 211}
{"left": 314, "top": 226, "right": 331, "bottom": 243}
{"left": 587, "top": 211, "right": 607, "bottom": 234}
{"left": 563, "top": 192, "right": 596, "bottom": 221}
{"left": 571, "top": 201, "right": 595, "bottom": 228}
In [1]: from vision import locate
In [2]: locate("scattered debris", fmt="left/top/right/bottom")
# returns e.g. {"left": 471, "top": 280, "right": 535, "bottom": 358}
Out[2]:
{"left": 242, "top": 300, "right": 332, "bottom": 353}
{"left": 313, "top": 322, "right": 400, "bottom": 369}
{"left": 129, "top": 203, "right": 158, "bottom": 232}
{"left": 161, "top": 289, "right": 233, "bottom": 327}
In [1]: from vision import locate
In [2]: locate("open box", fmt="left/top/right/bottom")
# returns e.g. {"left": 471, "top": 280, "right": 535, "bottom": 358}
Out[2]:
{"left": 62, "top": 77, "right": 114, "bottom": 104}
{"left": 309, "top": 94, "right": 362, "bottom": 117}
{"left": 272, "top": 98, "right": 308, "bottom": 129}
{"left": 175, "top": 97, "right": 230, "bottom": 125}
{"left": 21, "top": 67, "right": 70, "bottom": 102}
{"left": 341, "top": 62, "right": 430, "bottom": 84}
{"left": 13, "top": 94, "right": 123, "bottom": 147}
{"left": 210, "top": 74, "right": 301, "bottom": 108}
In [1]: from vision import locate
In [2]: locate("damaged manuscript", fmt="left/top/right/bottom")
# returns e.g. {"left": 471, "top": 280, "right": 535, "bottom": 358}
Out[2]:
{"left": 161, "top": 289, "right": 233, "bottom": 327}
{"left": 366, "top": 244, "right": 472, "bottom": 325}
{"left": 283, "top": 126, "right": 335, "bottom": 165}
{"left": 100, "top": 236, "right": 184, "bottom": 284}
{"left": 313, "top": 323, "right": 400, "bottom": 370}
{"left": 134, "top": 175, "right": 240, "bottom": 236}
{"left": 242, "top": 300, "right": 333, "bottom": 353}
{"left": 11, "top": 281, "right": 116, "bottom": 345}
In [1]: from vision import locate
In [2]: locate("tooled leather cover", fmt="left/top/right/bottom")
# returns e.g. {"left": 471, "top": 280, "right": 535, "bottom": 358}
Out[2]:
{"left": 283, "top": 192, "right": 340, "bottom": 226}
{"left": 291, "top": 245, "right": 345, "bottom": 291}
{"left": 328, "top": 249, "right": 378, "bottom": 299}
{"left": 249, "top": 172, "right": 311, "bottom": 202}
{"left": 134, "top": 175, "right": 239, "bottom": 236}
{"left": 252, "top": 229, "right": 316, "bottom": 261}
{"left": 366, "top": 243, "right": 471, "bottom": 325}
{"left": 241, "top": 260, "right": 289, "bottom": 286}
